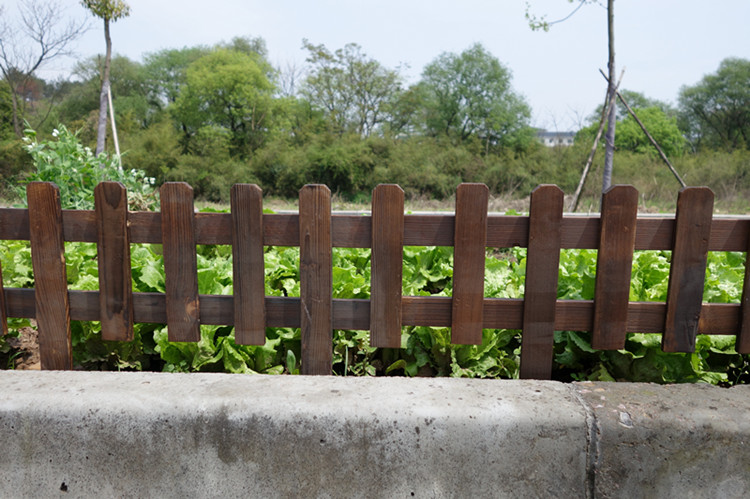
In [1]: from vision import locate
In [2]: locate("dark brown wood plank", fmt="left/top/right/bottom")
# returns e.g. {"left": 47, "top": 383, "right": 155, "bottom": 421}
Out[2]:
{"left": 592, "top": 185, "right": 638, "bottom": 350}
{"left": 452, "top": 183, "right": 488, "bottom": 345}
{"left": 738, "top": 223, "right": 750, "bottom": 353}
{"left": 2, "top": 286, "right": 743, "bottom": 336}
{"left": 231, "top": 184, "right": 266, "bottom": 345}
{"left": 299, "top": 185, "right": 332, "bottom": 375}
{"left": 520, "top": 185, "right": 564, "bottom": 379}
{"left": 560, "top": 217, "right": 600, "bottom": 249}
{"left": 4, "top": 206, "right": 750, "bottom": 251}
{"left": 0, "top": 264, "right": 7, "bottom": 336}
{"left": 403, "top": 215, "right": 454, "bottom": 246}
{"left": 370, "top": 184, "right": 404, "bottom": 348}
{"left": 634, "top": 218, "right": 674, "bottom": 250}
{"left": 160, "top": 182, "right": 200, "bottom": 342}
{"left": 663, "top": 187, "right": 714, "bottom": 353}
{"left": 27, "top": 182, "right": 72, "bottom": 370}
{"left": 95, "top": 182, "right": 134, "bottom": 341}
{"left": 486, "top": 216, "right": 528, "bottom": 248}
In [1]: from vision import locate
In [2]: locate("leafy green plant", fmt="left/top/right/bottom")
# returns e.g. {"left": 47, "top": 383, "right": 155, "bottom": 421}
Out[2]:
{"left": 19, "top": 125, "right": 157, "bottom": 210}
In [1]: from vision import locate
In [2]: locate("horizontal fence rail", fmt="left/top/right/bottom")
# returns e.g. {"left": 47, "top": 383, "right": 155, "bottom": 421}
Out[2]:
{"left": 1, "top": 181, "right": 750, "bottom": 376}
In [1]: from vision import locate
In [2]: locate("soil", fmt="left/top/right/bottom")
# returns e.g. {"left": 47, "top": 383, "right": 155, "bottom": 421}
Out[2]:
{"left": 4, "top": 322, "right": 40, "bottom": 370}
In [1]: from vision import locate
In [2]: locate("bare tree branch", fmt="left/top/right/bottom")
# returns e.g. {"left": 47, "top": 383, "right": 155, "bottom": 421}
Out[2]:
{"left": 0, "top": 0, "right": 88, "bottom": 136}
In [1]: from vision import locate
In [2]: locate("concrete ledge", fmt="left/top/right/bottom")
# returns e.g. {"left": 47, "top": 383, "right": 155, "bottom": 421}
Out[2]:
{"left": 0, "top": 372, "right": 748, "bottom": 498}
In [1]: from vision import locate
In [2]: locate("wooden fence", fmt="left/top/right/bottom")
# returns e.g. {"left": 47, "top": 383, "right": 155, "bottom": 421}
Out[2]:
{"left": 1, "top": 181, "right": 749, "bottom": 378}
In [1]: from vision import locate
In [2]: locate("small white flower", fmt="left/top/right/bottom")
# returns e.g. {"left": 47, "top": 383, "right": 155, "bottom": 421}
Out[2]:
{"left": 148, "top": 177, "right": 156, "bottom": 185}
{"left": 52, "top": 129, "right": 59, "bottom": 138}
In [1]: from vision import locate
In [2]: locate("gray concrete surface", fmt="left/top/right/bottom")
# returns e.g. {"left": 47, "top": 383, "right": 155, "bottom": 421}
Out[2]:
{"left": 0, "top": 371, "right": 747, "bottom": 498}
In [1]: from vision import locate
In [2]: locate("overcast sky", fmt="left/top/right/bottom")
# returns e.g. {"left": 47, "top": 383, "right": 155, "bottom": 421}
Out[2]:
{"left": 11, "top": 0, "right": 750, "bottom": 131}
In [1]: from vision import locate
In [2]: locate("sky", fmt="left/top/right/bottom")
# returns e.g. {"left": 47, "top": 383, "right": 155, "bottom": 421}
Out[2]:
{"left": 9, "top": 0, "right": 750, "bottom": 131}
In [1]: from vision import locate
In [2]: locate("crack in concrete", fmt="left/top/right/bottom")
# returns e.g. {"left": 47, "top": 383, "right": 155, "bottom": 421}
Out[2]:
{"left": 570, "top": 385, "right": 601, "bottom": 498}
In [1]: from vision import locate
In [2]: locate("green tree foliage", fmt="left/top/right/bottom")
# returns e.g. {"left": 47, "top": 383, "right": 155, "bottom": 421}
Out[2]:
{"left": 172, "top": 49, "right": 275, "bottom": 157}
{"left": 678, "top": 58, "right": 750, "bottom": 150}
{"left": 143, "top": 46, "right": 210, "bottom": 109}
{"left": 418, "top": 43, "right": 533, "bottom": 152}
{"left": 301, "top": 40, "right": 404, "bottom": 137}
{"left": 615, "top": 107, "right": 685, "bottom": 157}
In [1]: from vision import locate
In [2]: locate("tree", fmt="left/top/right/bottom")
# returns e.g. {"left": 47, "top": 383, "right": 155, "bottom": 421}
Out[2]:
{"left": 301, "top": 41, "right": 404, "bottom": 137}
{"left": 678, "top": 58, "right": 750, "bottom": 151}
{"left": 80, "top": 0, "right": 131, "bottom": 155}
{"left": 527, "top": 0, "right": 617, "bottom": 192}
{"left": 418, "top": 43, "right": 532, "bottom": 152}
{"left": 0, "top": 0, "right": 87, "bottom": 137}
{"left": 172, "top": 48, "right": 275, "bottom": 156}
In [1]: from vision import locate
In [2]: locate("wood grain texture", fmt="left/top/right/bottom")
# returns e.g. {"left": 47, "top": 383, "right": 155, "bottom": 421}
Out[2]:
{"left": 370, "top": 184, "right": 404, "bottom": 348}
{"left": 592, "top": 185, "right": 638, "bottom": 350}
{"left": 0, "top": 264, "right": 7, "bottom": 336}
{"left": 520, "top": 185, "right": 564, "bottom": 379}
{"left": 27, "top": 182, "right": 72, "bottom": 370}
{"left": 2, "top": 207, "right": 750, "bottom": 252}
{"left": 451, "top": 183, "right": 488, "bottom": 345}
{"left": 160, "top": 183, "right": 200, "bottom": 342}
{"left": 663, "top": 187, "right": 714, "bottom": 353}
{"left": 740, "top": 222, "right": 750, "bottom": 353}
{"left": 95, "top": 182, "right": 134, "bottom": 341}
{"left": 231, "top": 184, "right": 266, "bottom": 345}
{"left": 299, "top": 185, "right": 332, "bottom": 375}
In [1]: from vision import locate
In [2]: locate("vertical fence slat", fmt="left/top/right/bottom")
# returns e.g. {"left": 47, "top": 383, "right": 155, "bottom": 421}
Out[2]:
{"left": 370, "top": 184, "right": 404, "bottom": 348}
{"left": 520, "top": 185, "right": 563, "bottom": 379}
{"left": 231, "top": 184, "right": 266, "bottom": 345}
{"left": 160, "top": 182, "right": 200, "bottom": 342}
{"left": 452, "top": 183, "right": 488, "bottom": 345}
{"left": 663, "top": 187, "right": 714, "bottom": 353}
{"left": 592, "top": 185, "right": 638, "bottom": 350}
{"left": 299, "top": 185, "right": 332, "bottom": 375}
{"left": 0, "top": 264, "right": 7, "bottom": 336}
{"left": 95, "top": 182, "right": 134, "bottom": 341}
{"left": 27, "top": 182, "right": 72, "bottom": 370}
{"left": 739, "top": 227, "right": 750, "bottom": 353}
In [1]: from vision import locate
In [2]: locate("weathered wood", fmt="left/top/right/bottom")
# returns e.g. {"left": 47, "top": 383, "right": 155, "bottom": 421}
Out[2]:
{"left": 231, "top": 184, "right": 266, "bottom": 345}
{"left": 95, "top": 182, "right": 134, "bottom": 341}
{"left": 299, "top": 185, "right": 332, "bottom": 375}
{"left": 520, "top": 185, "right": 564, "bottom": 379}
{"left": 452, "top": 184, "right": 488, "bottom": 345}
{"left": 0, "top": 264, "right": 7, "bottom": 336}
{"left": 663, "top": 187, "right": 714, "bottom": 353}
{"left": 2, "top": 207, "right": 750, "bottom": 252}
{"left": 592, "top": 185, "right": 638, "bottom": 350}
{"left": 160, "top": 183, "right": 200, "bottom": 342}
{"left": 740, "top": 225, "right": 750, "bottom": 353}
{"left": 27, "top": 182, "right": 72, "bottom": 370}
{"left": 370, "top": 184, "right": 404, "bottom": 348}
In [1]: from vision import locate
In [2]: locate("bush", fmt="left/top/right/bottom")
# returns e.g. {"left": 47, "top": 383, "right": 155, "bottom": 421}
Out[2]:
{"left": 19, "top": 125, "right": 157, "bottom": 211}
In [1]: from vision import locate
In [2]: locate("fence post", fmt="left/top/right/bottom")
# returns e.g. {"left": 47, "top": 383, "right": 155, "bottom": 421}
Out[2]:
{"left": 27, "top": 182, "right": 73, "bottom": 370}
{"left": 231, "top": 184, "right": 266, "bottom": 345}
{"left": 160, "top": 183, "right": 200, "bottom": 343}
{"left": 95, "top": 182, "right": 134, "bottom": 341}
{"left": 452, "top": 183, "right": 489, "bottom": 345}
{"left": 663, "top": 187, "right": 714, "bottom": 352}
{"left": 299, "top": 185, "right": 332, "bottom": 375}
{"left": 520, "top": 185, "right": 563, "bottom": 379}
{"left": 592, "top": 185, "right": 638, "bottom": 350}
{"left": 370, "top": 184, "right": 404, "bottom": 349}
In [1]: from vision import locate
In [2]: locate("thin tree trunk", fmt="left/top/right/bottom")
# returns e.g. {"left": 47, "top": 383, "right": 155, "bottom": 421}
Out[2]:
{"left": 95, "top": 18, "right": 112, "bottom": 157}
{"left": 601, "top": 0, "right": 616, "bottom": 194}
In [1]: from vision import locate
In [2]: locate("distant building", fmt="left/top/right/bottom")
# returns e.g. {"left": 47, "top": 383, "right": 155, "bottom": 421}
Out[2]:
{"left": 536, "top": 130, "right": 576, "bottom": 147}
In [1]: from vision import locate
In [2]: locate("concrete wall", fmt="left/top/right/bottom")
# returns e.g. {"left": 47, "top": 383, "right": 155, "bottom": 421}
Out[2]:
{"left": 0, "top": 371, "right": 748, "bottom": 498}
